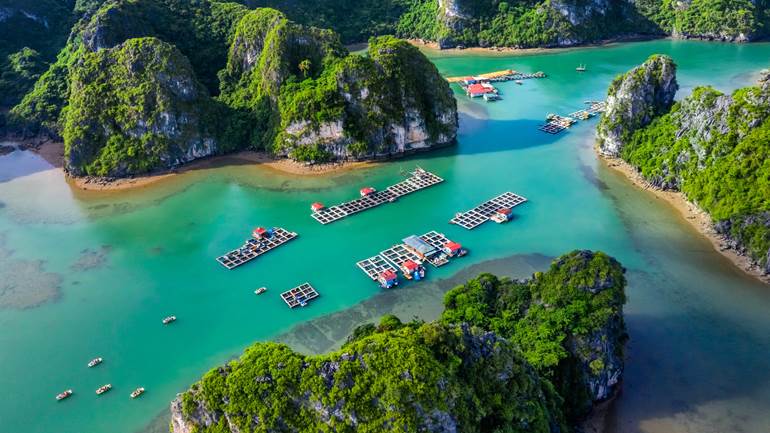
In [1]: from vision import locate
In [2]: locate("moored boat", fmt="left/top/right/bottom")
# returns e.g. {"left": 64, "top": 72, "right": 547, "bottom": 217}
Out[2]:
{"left": 255, "top": 287, "right": 267, "bottom": 295}
{"left": 87, "top": 357, "right": 103, "bottom": 368}
{"left": 56, "top": 389, "right": 73, "bottom": 401}
{"left": 162, "top": 315, "right": 176, "bottom": 325}
{"left": 130, "top": 387, "right": 145, "bottom": 399}
{"left": 95, "top": 384, "right": 112, "bottom": 395}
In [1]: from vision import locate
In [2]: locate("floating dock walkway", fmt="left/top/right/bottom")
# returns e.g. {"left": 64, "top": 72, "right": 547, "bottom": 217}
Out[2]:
{"left": 310, "top": 168, "right": 444, "bottom": 225}
{"left": 280, "top": 283, "right": 319, "bottom": 308}
{"left": 451, "top": 192, "right": 527, "bottom": 230}
{"left": 357, "top": 230, "right": 466, "bottom": 285}
{"left": 216, "top": 227, "right": 298, "bottom": 270}
{"left": 446, "top": 69, "right": 547, "bottom": 83}
{"left": 538, "top": 101, "right": 607, "bottom": 134}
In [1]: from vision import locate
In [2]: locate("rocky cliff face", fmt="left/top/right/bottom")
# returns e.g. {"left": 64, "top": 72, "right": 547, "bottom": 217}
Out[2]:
{"left": 597, "top": 54, "right": 678, "bottom": 156}
{"left": 276, "top": 36, "right": 457, "bottom": 161}
{"left": 604, "top": 61, "right": 770, "bottom": 278}
{"left": 170, "top": 321, "right": 567, "bottom": 433}
{"left": 63, "top": 38, "right": 222, "bottom": 177}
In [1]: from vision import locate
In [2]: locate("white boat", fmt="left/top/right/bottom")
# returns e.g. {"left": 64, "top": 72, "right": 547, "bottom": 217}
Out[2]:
{"left": 56, "top": 389, "right": 73, "bottom": 401}
{"left": 576, "top": 64, "right": 587, "bottom": 72}
{"left": 254, "top": 287, "right": 267, "bottom": 295}
{"left": 87, "top": 357, "right": 103, "bottom": 368}
{"left": 95, "top": 384, "right": 112, "bottom": 395}
{"left": 162, "top": 316, "right": 176, "bottom": 325}
{"left": 130, "top": 387, "right": 145, "bottom": 399}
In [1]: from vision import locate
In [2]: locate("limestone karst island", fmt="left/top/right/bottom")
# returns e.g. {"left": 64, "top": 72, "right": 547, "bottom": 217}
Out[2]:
{"left": 1, "top": 1, "right": 769, "bottom": 433}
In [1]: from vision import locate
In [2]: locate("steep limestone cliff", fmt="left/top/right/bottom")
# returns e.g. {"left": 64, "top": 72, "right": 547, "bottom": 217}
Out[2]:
{"left": 596, "top": 54, "right": 678, "bottom": 156}
{"left": 600, "top": 59, "right": 770, "bottom": 277}
{"left": 62, "top": 38, "right": 226, "bottom": 177}
{"left": 442, "top": 250, "right": 627, "bottom": 421}
{"left": 171, "top": 321, "right": 567, "bottom": 433}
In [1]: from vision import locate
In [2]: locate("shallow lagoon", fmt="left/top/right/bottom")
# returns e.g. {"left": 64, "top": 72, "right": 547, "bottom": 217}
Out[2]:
{"left": 1, "top": 39, "right": 770, "bottom": 433}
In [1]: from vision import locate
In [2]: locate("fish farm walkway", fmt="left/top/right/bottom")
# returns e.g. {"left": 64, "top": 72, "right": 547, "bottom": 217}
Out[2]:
{"left": 216, "top": 228, "right": 298, "bottom": 270}
{"left": 311, "top": 168, "right": 444, "bottom": 225}
{"left": 538, "top": 101, "right": 606, "bottom": 134}
{"left": 451, "top": 192, "right": 527, "bottom": 229}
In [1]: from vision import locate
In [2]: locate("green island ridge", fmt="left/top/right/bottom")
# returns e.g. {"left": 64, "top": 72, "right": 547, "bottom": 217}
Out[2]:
{"left": 3, "top": 0, "right": 457, "bottom": 177}
{"left": 597, "top": 54, "right": 770, "bottom": 276}
{"left": 170, "top": 250, "right": 627, "bottom": 433}
{"left": 2, "top": 0, "right": 769, "bottom": 146}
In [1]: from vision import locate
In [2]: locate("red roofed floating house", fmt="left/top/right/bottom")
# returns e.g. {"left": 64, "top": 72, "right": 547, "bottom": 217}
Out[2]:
{"left": 378, "top": 269, "right": 399, "bottom": 289}
{"left": 491, "top": 208, "right": 513, "bottom": 223}
{"left": 359, "top": 187, "right": 376, "bottom": 197}
{"left": 401, "top": 259, "right": 426, "bottom": 281}
{"left": 311, "top": 202, "right": 325, "bottom": 212}
{"left": 443, "top": 241, "right": 467, "bottom": 257}
{"left": 252, "top": 227, "right": 273, "bottom": 239}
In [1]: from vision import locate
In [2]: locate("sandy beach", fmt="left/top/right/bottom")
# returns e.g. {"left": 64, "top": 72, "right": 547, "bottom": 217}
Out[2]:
{"left": 14, "top": 140, "right": 380, "bottom": 191}
{"left": 599, "top": 153, "right": 769, "bottom": 285}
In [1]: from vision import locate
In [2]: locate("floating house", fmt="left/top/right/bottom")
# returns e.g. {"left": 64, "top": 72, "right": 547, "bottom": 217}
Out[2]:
{"left": 360, "top": 187, "right": 376, "bottom": 197}
{"left": 311, "top": 202, "right": 325, "bottom": 212}
{"left": 378, "top": 269, "right": 399, "bottom": 289}
{"left": 402, "top": 235, "right": 438, "bottom": 260}
{"left": 401, "top": 259, "right": 425, "bottom": 281}
{"left": 443, "top": 241, "right": 467, "bottom": 257}
{"left": 490, "top": 208, "right": 512, "bottom": 223}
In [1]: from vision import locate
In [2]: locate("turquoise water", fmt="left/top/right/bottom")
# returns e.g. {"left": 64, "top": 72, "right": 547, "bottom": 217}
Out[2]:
{"left": 1, "top": 39, "right": 770, "bottom": 433}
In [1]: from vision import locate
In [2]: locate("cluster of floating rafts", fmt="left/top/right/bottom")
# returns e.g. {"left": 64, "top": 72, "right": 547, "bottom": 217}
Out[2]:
{"left": 56, "top": 316, "right": 174, "bottom": 401}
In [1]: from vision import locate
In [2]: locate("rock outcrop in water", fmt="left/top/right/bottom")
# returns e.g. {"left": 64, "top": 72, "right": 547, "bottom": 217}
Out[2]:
{"left": 597, "top": 54, "right": 678, "bottom": 156}
{"left": 599, "top": 59, "right": 770, "bottom": 277}
{"left": 170, "top": 250, "right": 627, "bottom": 432}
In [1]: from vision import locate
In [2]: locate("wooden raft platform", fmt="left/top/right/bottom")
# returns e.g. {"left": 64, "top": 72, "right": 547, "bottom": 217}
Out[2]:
{"left": 215, "top": 228, "right": 298, "bottom": 270}
{"left": 451, "top": 192, "right": 528, "bottom": 230}
{"left": 280, "top": 283, "right": 319, "bottom": 308}
{"left": 538, "top": 101, "right": 606, "bottom": 134}
{"left": 311, "top": 168, "right": 444, "bottom": 225}
{"left": 380, "top": 244, "right": 423, "bottom": 268}
{"left": 356, "top": 255, "right": 398, "bottom": 281}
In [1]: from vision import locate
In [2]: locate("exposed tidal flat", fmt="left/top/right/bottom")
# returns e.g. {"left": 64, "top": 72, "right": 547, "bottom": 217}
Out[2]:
{"left": 1, "top": 40, "right": 770, "bottom": 433}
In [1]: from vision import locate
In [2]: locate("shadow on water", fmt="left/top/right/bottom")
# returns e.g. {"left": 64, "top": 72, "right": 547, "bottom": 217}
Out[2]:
{"left": 0, "top": 144, "right": 56, "bottom": 183}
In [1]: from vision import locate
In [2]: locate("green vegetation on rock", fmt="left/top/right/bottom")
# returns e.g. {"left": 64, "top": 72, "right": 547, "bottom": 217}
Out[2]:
{"left": 601, "top": 57, "right": 770, "bottom": 275}
{"left": 6, "top": 1, "right": 456, "bottom": 177}
{"left": 170, "top": 250, "right": 627, "bottom": 433}
{"left": 442, "top": 250, "right": 627, "bottom": 421}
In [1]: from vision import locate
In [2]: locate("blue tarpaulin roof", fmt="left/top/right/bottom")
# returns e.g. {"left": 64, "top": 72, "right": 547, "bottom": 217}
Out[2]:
{"left": 402, "top": 235, "right": 437, "bottom": 256}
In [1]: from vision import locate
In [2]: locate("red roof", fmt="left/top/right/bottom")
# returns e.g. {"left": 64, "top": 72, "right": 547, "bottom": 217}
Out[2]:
{"left": 445, "top": 241, "right": 462, "bottom": 251}
{"left": 253, "top": 227, "right": 267, "bottom": 235}
{"left": 311, "top": 202, "right": 325, "bottom": 211}
{"left": 360, "top": 187, "right": 375, "bottom": 196}
{"left": 467, "top": 83, "right": 493, "bottom": 94}
{"left": 497, "top": 208, "right": 512, "bottom": 215}
{"left": 381, "top": 269, "right": 397, "bottom": 280}
{"left": 403, "top": 260, "right": 419, "bottom": 271}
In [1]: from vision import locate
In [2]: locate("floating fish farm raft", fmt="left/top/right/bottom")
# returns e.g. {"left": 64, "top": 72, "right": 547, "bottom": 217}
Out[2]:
{"left": 538, "top": 101, "right": 606, "bottom": 134}
{"left": 446, "top": 69, "right": 547, "bottom": 83}
{"left": 310, "top": 167, "right": 444, "bottom": 225}
{"left": 280, "top": 283, "right": 319, "bottom": 308}
{"left": 451, "top": 192, "right": 528, "bottom": 230}
{"left": 215, "top": 227, "right": 298, "bottom": 270}
{"left": 356, "top": 230, "right": 467, "bottom": 286}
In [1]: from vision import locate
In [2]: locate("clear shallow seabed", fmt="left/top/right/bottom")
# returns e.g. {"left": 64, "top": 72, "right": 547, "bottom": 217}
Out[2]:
{"left": 1, "top": 39, "right": 770, "bottom": 433}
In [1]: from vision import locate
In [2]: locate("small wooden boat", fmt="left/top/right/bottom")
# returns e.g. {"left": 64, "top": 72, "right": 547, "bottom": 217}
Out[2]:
{"left": 162, "top": 316, "right": 176, "bottom": 325}
{"left": 130, "top": 387, "right": 145, "bottom": 399}
{"left": 87, "top": 357, "right": 103, "bottom": 368}
{"left": 254, "top": 287, "right": 267, "bottom": 295}
{"left": 515, "top": 80, "right": 523, "bottom": 85}
{"left": 95, "top": 384, "right": 112, "bottom": 395}
{"left": 56, "top": 389, "right": 73, "bottom": 401}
